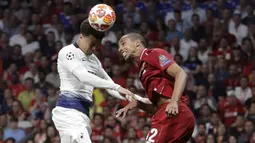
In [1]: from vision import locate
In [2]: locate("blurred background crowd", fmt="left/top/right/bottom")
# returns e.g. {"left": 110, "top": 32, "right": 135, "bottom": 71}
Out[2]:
{"left": 0, "top": 0, "right": 255, "bottom": 143}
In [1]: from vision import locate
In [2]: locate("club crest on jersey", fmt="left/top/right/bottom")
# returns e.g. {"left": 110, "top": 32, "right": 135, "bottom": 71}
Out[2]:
{"left": 159, "top": 54, "right": 171, "bottom": 67}
{"left": 66, "top": 52, "right": 74, "bottom": 60}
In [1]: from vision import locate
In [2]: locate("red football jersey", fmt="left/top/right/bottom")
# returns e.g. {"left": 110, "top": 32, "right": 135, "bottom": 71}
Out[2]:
{"left": 219, "top": 98, "right": 245, "bottom": 128}
{"left": 138, "top": 48, "right": 187, "bottom": 104}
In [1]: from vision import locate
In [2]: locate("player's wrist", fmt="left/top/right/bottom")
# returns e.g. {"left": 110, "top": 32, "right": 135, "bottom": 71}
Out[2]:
{"left": 169, "top": 98, "right": 179, "bottom": 103}
{"left": 112, "top": 84, "right": 121, "bottom": 91}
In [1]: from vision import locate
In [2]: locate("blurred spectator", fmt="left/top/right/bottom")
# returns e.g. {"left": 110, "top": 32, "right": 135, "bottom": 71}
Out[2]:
{"left": 180, "top": 28, "right": 198, "bottom": 60}
{"left": 191, "top": 13, "right": 206, "bottom": 43}
{"left": 197, "top": 38, "right": 210, "bottom": 64}
{"left": 219, "top": 90, "right": 245, "bottom": 128}
{"left": 3, "top": 64, "right": 18, "bottom": 86}
{"left": 103, "top": 125, "right": 117, "bottom": 142}
{"left": 18, "top": 78, "right": 35, "bottom": 111}
{"left": 229, "top": 10, "right": 248, "bottom": 45}
{"left": 8, "top": 99, "right": 27, "bottom": 121}
{"left": 9, "top": 23, "right": 27, "bottom": 47}
{"left": 3, "top": 89, "right": 13, "bottom": 108}
{"left": 0, "top": 32, "right": 12, "bottom": 67}
{"left": 34, "top": 119, "right": 48, "bottom": 143}
{"left": 166, "top": 19, "right": 183, "bottom": 42}
{"left": 45, "top": 125, "right": 57, "bottom": 142}
{"left": 112, "top": 65, "right": 126, "bottom": 88}
{"left": 207, "top": 73, "right": 226, "bottom": 101}
{"left": 11, "top": 44, "right": 23, "bottom": 69}
{"left": 216, "top": 123, "right": 228, "bottom": 143}
{"left": 0, "top": 91, "right": 8, "bottom": 116}
{"left": 3, "top": 117, "right": 25, "bottom": 142}
{"left": 0, "top": 128, "right": 3, "bottom": 143}
{"left": 45, "top": 62, "right": 60, "bottom": 88}
{"left": 123, "top": 1, "right": 141, "bottom": 25}
{"left": 194, "top": 122, "right": 206, "bottom": 143}
{"left": 215, "top": 58, "right": 229, "bottom": 82}
{"left": 193, "top": 84, "right": 217, "bottom": 111}
{"left": 184, "top": 47, "right": 202, "bottom": 71}
{"left": 225, "top": 64, "right": 240, "bottom": 88}
{"left": 22, "top": 31, "right": 40, "bottom": 55}
{"left": 4, "top": 138, "right": 15, "bottom": 143}
{"left": 205, "top": 133, "right": 216, "bottom": 143}
{"left": 23, "top": 63, "right": 39, "bottom": 84}
{"left": 235, "top": 76, "right": 252, "bottom": 105}
{"left": 123, "top": 127, "right": 138, "bottom": 143}
{"left": 91, "top": 113, "right": 104, "bottom": 143}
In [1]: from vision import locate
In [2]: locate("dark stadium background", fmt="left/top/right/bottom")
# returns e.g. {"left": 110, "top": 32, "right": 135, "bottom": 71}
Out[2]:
{"left": 0, "top": 0, "right": 255, "bottom": 143}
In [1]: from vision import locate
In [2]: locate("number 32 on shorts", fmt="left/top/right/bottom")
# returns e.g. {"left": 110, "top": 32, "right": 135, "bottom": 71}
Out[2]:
{"left": 145, "top": 128, "right": 158, "bottom": 143}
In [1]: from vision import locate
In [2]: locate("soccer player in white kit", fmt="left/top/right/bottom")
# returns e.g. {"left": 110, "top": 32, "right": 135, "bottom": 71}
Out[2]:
{"left": 52, "top": 19, "right": 134, "bottom": 143}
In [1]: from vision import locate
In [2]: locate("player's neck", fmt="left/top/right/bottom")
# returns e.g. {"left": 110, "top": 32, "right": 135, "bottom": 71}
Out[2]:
{"left": 134, "top": 47, "right": 145, "bottom": 61}
{"left": 77, "top": 39, "right": 90, "bottom": 55}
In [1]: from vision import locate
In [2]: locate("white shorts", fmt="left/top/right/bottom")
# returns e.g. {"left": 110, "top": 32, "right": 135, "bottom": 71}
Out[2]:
{"left": 52, "top": 106, "right": 92, "bottom": 143}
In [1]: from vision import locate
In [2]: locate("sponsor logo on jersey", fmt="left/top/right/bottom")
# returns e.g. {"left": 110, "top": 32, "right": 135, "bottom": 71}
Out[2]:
{"left": 66, "top": 52, "right": 74, "bottom": 60}
{"left": 159, "top": 54, "right": 171, "bottom": 67}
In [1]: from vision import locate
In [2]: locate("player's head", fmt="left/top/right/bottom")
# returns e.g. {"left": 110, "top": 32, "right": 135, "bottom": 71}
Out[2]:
{"left": 118, "top": 33, "right": 146, "bottom": 60}
{"left": 78, "top": 19, "right": 104, "bottom": 55}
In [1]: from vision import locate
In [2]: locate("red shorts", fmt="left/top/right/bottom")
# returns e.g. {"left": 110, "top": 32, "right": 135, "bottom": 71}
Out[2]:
{"left": 145, "top": 101, "right": 195, "bottom": 143}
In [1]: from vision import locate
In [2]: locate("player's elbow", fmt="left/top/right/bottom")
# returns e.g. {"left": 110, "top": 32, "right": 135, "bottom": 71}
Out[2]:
{"left": 177, "top": 70, "right": 188, "bottom": 83}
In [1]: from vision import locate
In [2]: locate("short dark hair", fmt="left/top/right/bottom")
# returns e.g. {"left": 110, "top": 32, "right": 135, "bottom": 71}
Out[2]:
{"left": 25, "top": 77, "right": 34, "bottom": 83}
{"left": 80, "top": 19, "right": 105, "bottom": 40}
{"left": 93, "top": 113, "right": 104, "bottom": 121}
{"left": 174, "top": 9, "right": 181, "bottom": 14}
{"left": 124, "top": 33, "right": 146, "bottom": 47}
{"left": 10, "top": 116, "right": 18, "bottom": 122}
{"left": 241, "top": 76, "right": 249, "bottom": 81}
{"left": 105, "top": 125, "right": 114, "bottom": 130}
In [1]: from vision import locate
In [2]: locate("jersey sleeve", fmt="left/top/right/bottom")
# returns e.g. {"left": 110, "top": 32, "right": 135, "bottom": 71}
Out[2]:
{"left": 149, "top": 49, "right": 175, "bottom": 71}
{"left": 97, "top": 65, "right": 126, "bottom": 100}
{"left": 58, "top": 47, "right": 82, "bottom": 72}
{"left": 58, "top": 47, "right": 120, "bottom": 90}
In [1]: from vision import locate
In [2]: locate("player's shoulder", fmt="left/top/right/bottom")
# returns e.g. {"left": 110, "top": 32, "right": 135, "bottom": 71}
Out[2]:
{"left": 58, "top": 44, "right": 77, "bottom": 60}
{"left": 151, "top": 48, "right": 170, "bottom": 54}
{"left": 59, "top": 44, "right": 76, "bottom": 54}
{"left": 146, "top": 48, "right": 171, "bottom": 57}
{"left": 90, "top": 54, "right": 102, "bottom": 65}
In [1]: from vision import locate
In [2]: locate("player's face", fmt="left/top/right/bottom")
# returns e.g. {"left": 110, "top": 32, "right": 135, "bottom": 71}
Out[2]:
{"left": 80, "top": 34, "right": 99, "bottom": 55}
{"left": 118, "top": 37, "right": 136, "bottom": 60}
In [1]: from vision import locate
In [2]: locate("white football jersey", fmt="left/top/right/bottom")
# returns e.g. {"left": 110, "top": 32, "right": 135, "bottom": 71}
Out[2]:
{"left": 57, "top": 44, "right": 102, "bottom": 102}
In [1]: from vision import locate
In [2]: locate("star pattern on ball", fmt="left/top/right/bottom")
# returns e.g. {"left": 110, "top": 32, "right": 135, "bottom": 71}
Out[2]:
{"left": 66, "top": 52, "right": 74, "bottom": 60}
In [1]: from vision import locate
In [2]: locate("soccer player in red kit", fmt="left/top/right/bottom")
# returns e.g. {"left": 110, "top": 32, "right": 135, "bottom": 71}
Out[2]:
{"left": 116, "top": 33, "right": 195, "bottom": 143}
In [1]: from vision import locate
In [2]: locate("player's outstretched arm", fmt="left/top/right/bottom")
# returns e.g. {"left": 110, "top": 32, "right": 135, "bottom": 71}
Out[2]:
{"left": 59, "top": 48, "right": 120, "bottom": 90}
{"left": 97, "top": 67, "right": 126, "bottom": 100}
{"left": 97, "top": 64, "right": 153, "bottom": 103}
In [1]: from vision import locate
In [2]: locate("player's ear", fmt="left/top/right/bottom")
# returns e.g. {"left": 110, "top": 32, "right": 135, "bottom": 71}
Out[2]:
{"left": 79, "top": 34, "right": 83, "bottom": 39}
{"left": 135, "top": 40, "right": 140, "bottom": 48}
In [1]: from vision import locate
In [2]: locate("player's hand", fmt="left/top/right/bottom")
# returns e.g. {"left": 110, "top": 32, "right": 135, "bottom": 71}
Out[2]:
{"left": 117, "top": 87, "right": 135, "bottom": 101}
{"left": 165, "top": 99, "right": 179, "bottom": 118}
{"left": 116, "top": 100, "right": 138, "bottom": 118}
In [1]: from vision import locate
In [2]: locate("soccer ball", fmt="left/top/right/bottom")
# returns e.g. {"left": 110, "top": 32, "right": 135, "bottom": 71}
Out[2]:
{"left": 88, "top": 4, "right": 116, "bottom": 32}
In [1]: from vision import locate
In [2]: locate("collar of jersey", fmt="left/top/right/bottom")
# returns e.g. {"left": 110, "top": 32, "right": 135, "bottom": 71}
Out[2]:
{"left": 140, "top": 48, "right": 148, "bottom": 60}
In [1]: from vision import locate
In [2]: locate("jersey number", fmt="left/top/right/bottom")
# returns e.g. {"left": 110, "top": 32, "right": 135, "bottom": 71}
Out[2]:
{"left": 146, "top": 128, "right": 158, "bottom": 143}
